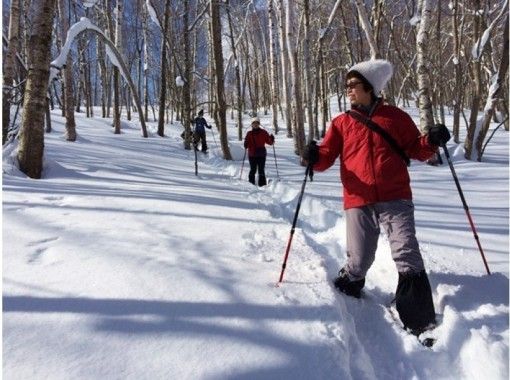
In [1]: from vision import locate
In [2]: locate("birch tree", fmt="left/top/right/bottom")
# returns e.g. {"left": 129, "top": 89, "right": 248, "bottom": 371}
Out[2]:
{"left": 3, "top": 0, "right": 21, "bottom": 144}
{"left": 268, "top": 0, "right": 279, "bottom": 135}
{"left": 277, "top": 0, "right": 292, "bottom": 137}
{"left": 112, "top": 0, "right": 123, "bottom": 134}
{"left": 157, "top": 0, "right": 171, "bottom": 137}
{"left": 225, "top": 1, "right": 244, "bottom": 140}
{"left": 210, "top": 0, "right": 232, "bottom": 160}
{"left": 17, "top": 0, "right": 56, "bottom": 179}
{"left": 416, "top": 0, "right": 434, "bottom": 131}
{"left": 353, "top": 0, "right": 379, "bottom": 59}
{"left": 464, "top": 0, "right": 484, "bottom": 160}
{"left": 475, "top": 13, "right": 509, "bottom": 161}
{"left": 285, "top": 0, "right": 305, "bottom": 155}
{"left": 57, "top": 0, "right": 77, "bottom": 141}
{"left": 303, "top": 0, "right": 314, "bottom": 142}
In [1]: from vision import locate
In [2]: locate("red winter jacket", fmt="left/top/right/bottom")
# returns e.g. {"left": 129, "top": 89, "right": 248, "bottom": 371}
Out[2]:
{"left": 314, "top": 102, "right": 437, "bottom": 209}
{"left": 244, "top": 128, "right": 274, "bottom": 157}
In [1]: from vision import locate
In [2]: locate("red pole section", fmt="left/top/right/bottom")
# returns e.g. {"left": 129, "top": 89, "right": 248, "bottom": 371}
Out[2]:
{"left": 441, "top": 144, "right": 491, "bottom": 275}
{"left": 278, "top": 165, "right": 312, "bottom": 284}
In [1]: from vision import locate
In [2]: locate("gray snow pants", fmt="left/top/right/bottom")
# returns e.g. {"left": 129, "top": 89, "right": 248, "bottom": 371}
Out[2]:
{"left": 344, "top": 199, "right": 425, "bottom": 281}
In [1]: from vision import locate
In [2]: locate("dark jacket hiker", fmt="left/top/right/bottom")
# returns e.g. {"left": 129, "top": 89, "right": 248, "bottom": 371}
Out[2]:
{"left": 193, "top": 109, "right": 212, "bottom": 153}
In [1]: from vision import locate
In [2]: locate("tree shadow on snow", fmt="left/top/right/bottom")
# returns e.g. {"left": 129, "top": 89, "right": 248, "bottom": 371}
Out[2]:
{"left": 3, "top": 294, "right": 351, "bottom": 379}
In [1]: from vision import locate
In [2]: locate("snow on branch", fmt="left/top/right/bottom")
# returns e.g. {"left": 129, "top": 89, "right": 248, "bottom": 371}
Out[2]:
{"left": 471, "top": 0, "right": 508, "bottom": 60}
{"left": 49, "top": 17, "right": 130, "bottom": 84}
{"left": 146, "top": 0, "right": 162, "bottom": 29}
{"left": 49, "top": 18, "right": 103, "bottom": 83}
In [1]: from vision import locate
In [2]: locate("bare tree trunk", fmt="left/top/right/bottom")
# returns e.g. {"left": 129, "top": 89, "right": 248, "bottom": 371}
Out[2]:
{"left": 416, "top": 0, "right": 434, "bottom": 131}
{"left": 58, "top": 0, "right": 77, "bottom": 141}
{"left": 475, "top": 14, "right": 509, "bottom": 161}
{"left": 142, "top": 3, "right": 149, "bottom": 121}
{"left": 3, "top": 0, "right": 21, "bottom": 144}
{"left": 18, "top": 0, "right": 56, "bottom": 179}
{"left": 112, "top": 0, "right": 123, "bottom": 134}
{"left": 97, "top": 37, "right": 107, "bottom": 118}
{"left": 277, "top": 0, "right": 292, "bottom": 137}
{"left": 182, "top": 0, "right": 193, "bottom": 150}
{"left": 303, "top": 0, "right": 314, "bottom": 142}
{"left": 464, "top": 0, "right": 483, "bottom": 160}
{"left": 226, "top": 1, "right": 243, "bottom": 140}
{"left": 157, "top": 0, "right": 171, "bottom": 137}
{"left": 451, "top": 0, "right": 462, "bottom": 143}
{"left": 285, "top": 0, "right": 305, "bottom": 155}
{"left": 268, "top": 0, "right": 279, "bottom": 135}
{"left": 353, "top": 0, "right": 379, "bottom": 59}
{"left": 210, "top": 0, "right": 232, "bottom": 160}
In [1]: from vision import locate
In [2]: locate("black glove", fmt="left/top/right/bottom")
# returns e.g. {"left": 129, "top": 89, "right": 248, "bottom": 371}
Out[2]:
{"left": 428, "top": 124, "right": 451, "bottom": 146}
{"left": 206, "top": 124, "right": 212, "bottom": 129}
{"left": 269, "top": 134, "right": 275, "bottom": 144}
{"left": 303, "top": 141, "right": 319, "bottom": 166}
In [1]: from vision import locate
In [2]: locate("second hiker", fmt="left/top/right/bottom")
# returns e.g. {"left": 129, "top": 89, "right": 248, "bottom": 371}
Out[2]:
{"left": 243, "top": 117, "right": 275, "bottom": 186}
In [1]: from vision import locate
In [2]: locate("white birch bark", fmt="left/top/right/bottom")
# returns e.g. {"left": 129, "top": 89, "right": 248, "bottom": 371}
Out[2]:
{"left": 277, "top": 0, "right": 292, "bottom": 137}
{"left": 268, "top": 0, "right": 279, "bottom": 135}
{"left": 285, "top": 0, "right": 305, "bottom": 155}
{"left": 353, "top": 0, "right": 379, "bottom": 59}
{"left": 416, "top": 0, "right": 434, "bottom": 131}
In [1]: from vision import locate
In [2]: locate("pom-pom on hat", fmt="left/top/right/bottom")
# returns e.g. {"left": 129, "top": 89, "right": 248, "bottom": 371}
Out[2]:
{"left": 347, "top": 59, "right": 393, "bottom": 95}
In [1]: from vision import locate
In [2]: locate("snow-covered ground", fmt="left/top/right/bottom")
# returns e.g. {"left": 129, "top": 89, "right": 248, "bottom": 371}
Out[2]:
{"left": 3, "top": 105, "right": 508, "bottom": 379}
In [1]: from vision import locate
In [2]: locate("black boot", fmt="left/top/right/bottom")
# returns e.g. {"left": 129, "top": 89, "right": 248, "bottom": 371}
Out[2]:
{"left": 395, "top": 270, "right": 436, "bottom": 335}
{"left": 333, "top": 268, "right": 365, "bottom": 298}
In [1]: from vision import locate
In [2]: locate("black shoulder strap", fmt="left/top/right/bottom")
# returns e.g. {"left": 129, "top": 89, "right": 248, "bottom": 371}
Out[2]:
{"left": 347, "top": 110, "right": 410, "bottom": 166}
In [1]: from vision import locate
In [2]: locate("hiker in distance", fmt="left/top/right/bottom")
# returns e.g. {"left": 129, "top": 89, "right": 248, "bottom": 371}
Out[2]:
{"left": 244, "top": 117, "right": 275, "bottom": 186}
{"left": 303, "top": 59, "right": 451, "bottom": 335}
{"left": 192, "top": 109, "right": 212, "bottom": 153}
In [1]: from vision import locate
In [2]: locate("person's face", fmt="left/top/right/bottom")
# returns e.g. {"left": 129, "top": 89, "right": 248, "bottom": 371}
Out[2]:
{"left": 252, "top": 122, "right": 260, "bottom": 128}
{"left": 346, "top": 78, "right": 373, "bottom": 107}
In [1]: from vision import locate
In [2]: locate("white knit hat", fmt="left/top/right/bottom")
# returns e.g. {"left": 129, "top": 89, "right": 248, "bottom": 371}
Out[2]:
{"left": 251, "top": 116, "right": 260, "bottom": 124}
{"left": 347, "top": 59, "right": 393, "bottom": 95}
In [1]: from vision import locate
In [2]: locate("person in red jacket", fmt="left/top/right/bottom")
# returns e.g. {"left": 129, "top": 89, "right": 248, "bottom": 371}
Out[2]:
{"left": 304, "top": 59, "right": 450, "bottom": 336}
{"left": 244, "top": 117, "right": 275, "bottom": 186}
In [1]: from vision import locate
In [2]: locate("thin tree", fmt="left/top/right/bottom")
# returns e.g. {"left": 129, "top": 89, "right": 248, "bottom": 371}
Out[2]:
{"left": 112, "top": 0, "right": 123, "bottom": 134}
{"left": 416, "top": 0, "right": 434, "bottom": 131}
{"left": 210, "top": 0, "right": 232, "bottom": 160}
{"left": 57, "top": 0, "right": 77, "bottom": 141}
{"left": 3, "top": 0, "right": 21, "bottom": 144}
{"left": 157, "top": 0, "right": 171, "bottom": 137}
{"left": 225, "top": 1, "right": 244, "bottom": 140}
{"left": 268, "top": 0, "right": 279, "bottom": 135}
{"left": 277, "top": 0, "right": 292, "bottom": 137}
{"left": 285, "top": 0, "right": 305, "bottom": 155}
{"left": 475, "top": 14, "right": 509, "bottom": 161}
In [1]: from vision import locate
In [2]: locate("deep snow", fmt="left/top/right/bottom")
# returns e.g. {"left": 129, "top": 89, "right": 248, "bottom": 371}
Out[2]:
{"left": 2, "top": 105, "right": 509, "bottom": 380}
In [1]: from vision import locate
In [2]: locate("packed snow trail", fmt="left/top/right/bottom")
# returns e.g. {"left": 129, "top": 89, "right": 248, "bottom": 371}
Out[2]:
{"left": 3, "top": 110, "right": 508, "bottom": 379}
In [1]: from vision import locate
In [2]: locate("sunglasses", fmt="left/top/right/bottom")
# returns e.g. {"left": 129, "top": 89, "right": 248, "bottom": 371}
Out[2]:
{"left": 345, "top": 81, "right": 364, "bottom": 90}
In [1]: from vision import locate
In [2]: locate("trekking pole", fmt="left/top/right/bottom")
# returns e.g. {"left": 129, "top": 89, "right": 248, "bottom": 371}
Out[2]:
{"left": 441, "top": 143, "right": 491, "bottom": 275}
{"left": 277, "top": 164, "right": 314, "bottom": 284}
{"left": 239, "top": 149, "right": 247, "bottom": 179}
{"left": 191, "top": 132, "right": 198, "bottom": 176}
{"left": 272, "top": 144, "right": 280, "bottom": 180}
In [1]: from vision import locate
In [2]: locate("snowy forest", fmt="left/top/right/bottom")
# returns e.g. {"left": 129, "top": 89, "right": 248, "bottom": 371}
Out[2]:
{"left": 3, "top": 0, "right": 510, "bottom": 379}
{"left": 2, "top": 0, "right": 509, "bottom": 178}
